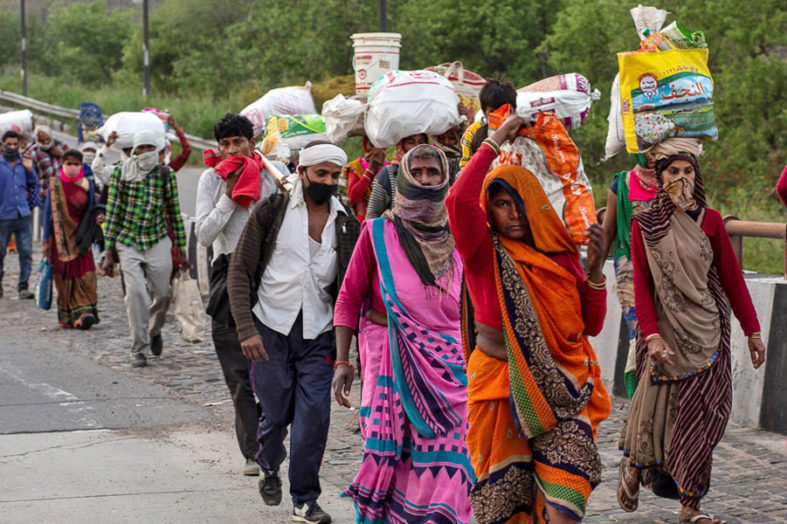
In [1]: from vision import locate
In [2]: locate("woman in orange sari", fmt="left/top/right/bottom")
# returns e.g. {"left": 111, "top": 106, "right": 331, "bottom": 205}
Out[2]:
{"left": 446, "top": 115, "right": 611, "bottom": 523}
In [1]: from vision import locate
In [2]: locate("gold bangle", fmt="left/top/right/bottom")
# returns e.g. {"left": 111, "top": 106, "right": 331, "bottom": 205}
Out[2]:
{"left": 586, "top": 277, "right": 606, "bottom": 290}
{"left": 483, "top": 138, "right": 501, "bottom": 155}
{"left": 645, "top": 334, "right": 662, "bottom": 343}
{"left": 749, "top": 332, "right": 761, "bottom": 339}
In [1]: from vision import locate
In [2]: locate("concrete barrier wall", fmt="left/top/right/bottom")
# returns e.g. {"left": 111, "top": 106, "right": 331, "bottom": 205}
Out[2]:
{"left": 590, "top": 259, "right": 787, "bottom": 434}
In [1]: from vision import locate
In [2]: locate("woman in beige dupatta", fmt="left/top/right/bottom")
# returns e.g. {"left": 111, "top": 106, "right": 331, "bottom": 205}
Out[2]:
{"left": 616, "top": 152, "right": 766, "bottom": 524}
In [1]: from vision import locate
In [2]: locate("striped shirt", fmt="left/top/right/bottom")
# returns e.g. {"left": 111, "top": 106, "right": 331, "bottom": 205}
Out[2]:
{"left": 459, "top": 120, "right": 484, "bottom": 168}
{"left": 104, "top": 163, "right": 186, "bottom": 252}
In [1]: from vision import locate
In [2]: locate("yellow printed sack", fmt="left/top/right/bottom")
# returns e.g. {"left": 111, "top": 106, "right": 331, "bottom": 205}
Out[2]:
{"left": 618, "top": 43, "right": 716, "bottom": 153}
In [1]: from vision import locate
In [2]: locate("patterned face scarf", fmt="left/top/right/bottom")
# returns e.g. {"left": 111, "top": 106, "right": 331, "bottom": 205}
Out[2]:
{"left": 636, "top": 152, "right": 706, "bottom": 246}
{"left": 383, "top": 145, "right": 454, "bottom": 286}
{"left": 663, "top": 176, "right": 697, "bottom": 211}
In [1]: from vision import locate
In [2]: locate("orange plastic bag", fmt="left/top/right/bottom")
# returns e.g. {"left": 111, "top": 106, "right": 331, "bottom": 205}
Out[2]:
{"left": 489, "top": 105, "right": 596, "bottom": 245}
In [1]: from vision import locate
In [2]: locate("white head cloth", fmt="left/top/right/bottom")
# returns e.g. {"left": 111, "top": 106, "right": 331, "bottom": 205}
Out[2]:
{"left": 132, "top": 129, "right": 166, "bottom": 152}
{"left": 80, "top": 141, "right": 98, "bottom": 152}
{"left": 34, "top": 125, "right": 52, "bottom": 140}
{"left": 298, "top": 143, "right": 347, "bottom": 168}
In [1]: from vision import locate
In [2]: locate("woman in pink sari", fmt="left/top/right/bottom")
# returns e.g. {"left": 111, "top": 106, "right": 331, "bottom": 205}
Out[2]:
{"left": 333, "top": 145, "right": 474, "bottom": 523}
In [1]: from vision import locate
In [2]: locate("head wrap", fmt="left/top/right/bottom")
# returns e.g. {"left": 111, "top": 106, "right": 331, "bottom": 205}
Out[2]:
{"left": 636, "top": 152, "right": 707, "bottom": 246}
{"left": 383, "top": 144, "right": 454, "bottom": 287}
{"left": 391, "top": 134, "right": 428, "bottom": 166}
{"left": 79, "top": 141, "right": 98, "bottom": 152}
{"left": 645, "top": 138, "right": 703, "bottom": 163}
{"left": 481, "top": 165, "right": 576, "bottom": 255}
{"left": 35, "top": 125, "right": 53, "bottom": 149}
{"left": 298, "top": 143, "right": 347, "bottom": 168}
{"left": 132, "top": 129, "right": 166, "bottom": 152}
{"left": 432, "top": 127, "right": 462, "bottom": 159}
{"left": 121, "top": 130, "right": 165, "bottom": 182}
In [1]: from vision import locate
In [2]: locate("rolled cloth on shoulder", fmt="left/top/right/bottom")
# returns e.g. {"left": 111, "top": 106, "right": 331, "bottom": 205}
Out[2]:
{"left": 132, "top": 129, "right": 166, "bottom": 151}
{"left": 298, "top": 143, "right": 347, "bottom": 168}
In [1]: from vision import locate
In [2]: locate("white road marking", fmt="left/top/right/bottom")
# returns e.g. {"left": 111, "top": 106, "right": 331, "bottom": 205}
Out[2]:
{"left": 0, "top": 364, "right": 100, "bottom": 429}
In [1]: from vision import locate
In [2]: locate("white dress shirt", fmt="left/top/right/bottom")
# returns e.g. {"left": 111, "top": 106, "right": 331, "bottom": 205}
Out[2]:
{"left": 253, "top": 179, "right": 343, "bottom": 339}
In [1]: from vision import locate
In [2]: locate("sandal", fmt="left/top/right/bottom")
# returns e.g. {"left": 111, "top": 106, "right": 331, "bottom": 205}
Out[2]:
{"left": 679, "top": 510, "right": 726, "bottom": 524}
{"left": 617, "top": 458, "right": 639, "bottom": 512}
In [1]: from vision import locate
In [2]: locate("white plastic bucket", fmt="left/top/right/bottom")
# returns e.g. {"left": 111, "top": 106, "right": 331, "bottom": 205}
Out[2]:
{"left": 351, "top": 32, "right": 401, "bottom": 95}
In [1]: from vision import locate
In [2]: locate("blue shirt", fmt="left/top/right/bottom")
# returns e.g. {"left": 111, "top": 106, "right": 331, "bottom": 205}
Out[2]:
{"left": 0, "top": 157, "right": 38, "bottom": 220}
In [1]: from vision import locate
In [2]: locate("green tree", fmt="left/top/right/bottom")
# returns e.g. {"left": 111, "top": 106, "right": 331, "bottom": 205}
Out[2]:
{"left": 392, "top": 0, "right": 561, "bottom": 86}
{"left": 41, "top": 1, "right": 132, "bottom": 85}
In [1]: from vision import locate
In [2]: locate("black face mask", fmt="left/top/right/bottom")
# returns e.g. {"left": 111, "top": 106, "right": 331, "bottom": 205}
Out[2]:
{"left": 304, "top": 173, "right": 338, "bottom": 205}
{"left": 2, "top": 146, "right": 19, "bottom": 161}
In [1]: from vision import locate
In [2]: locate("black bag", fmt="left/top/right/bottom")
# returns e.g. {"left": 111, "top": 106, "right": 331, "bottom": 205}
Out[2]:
{"left": 206, "top": 253, "right": 234, "bottom": 327}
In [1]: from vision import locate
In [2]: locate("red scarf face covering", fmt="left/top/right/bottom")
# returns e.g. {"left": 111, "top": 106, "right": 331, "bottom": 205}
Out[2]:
{"left": 203, "top": 150, "right": 262, "bottom": 208}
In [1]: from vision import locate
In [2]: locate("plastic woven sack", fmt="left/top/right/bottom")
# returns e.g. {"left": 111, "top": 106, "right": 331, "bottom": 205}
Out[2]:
{"left": 263, "top": 115, "right": 328, "bottom": 151}
{"left": 98, "top": 112, "right": 166, "bottom": 150}
{"left": 517, "top": 73, "right": 600, "bottom": 131}
{"left": 365, "top": 70, "right": 461, "bottom": 148}
{"left": 426, "top": 62, "right": 487, "bottom": 124}
{"left": 604, "top": 74, "right": 626, "bottom": 159}
{"left": 322, "top": 94, "right": 366, "bottom": 144}
{"left": 34, "top": 258, "right": 53, "bottom": 310}
{"left": 489, "top": 106, "right": 596, "bottom": 245}
{"left": 618, "top": 41, "right": 716, "bottom": 153}
{"left": 241, "top": 83, "right": 318, "bottom": 138}
{"left": 0, "top": 110, "right": 34, "bottom": 137}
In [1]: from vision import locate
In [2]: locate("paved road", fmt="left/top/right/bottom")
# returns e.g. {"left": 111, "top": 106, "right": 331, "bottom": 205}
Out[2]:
{"left": 1, "top": 130, "right": 785, "bottom": 523}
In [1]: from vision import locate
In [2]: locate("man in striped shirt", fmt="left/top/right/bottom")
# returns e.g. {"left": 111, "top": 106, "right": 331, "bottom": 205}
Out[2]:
{"left": 102, "top": 130, "right": 187, "bottom": 368}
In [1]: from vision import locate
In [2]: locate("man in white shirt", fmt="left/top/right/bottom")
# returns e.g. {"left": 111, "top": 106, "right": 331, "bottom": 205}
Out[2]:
{"left": 227, "top": 142, "right": 360, "bottom": 524}
{"left": 194, "top": 113, "right": 287, "bottom": 477}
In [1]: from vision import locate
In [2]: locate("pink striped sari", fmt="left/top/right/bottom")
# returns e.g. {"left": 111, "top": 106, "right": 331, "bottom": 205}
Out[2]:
{"left": 344, "top": 218, "right": 474, "bottom": 524}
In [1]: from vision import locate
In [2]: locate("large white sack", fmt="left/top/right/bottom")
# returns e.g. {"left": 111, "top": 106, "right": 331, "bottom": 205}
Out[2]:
{"left": 99, "top": 112, "right": 166, "bottom": 150}
{"left": 604, "top": 74, "right": 626, "bottom": 159}
{"left": 365, "top": 70, "right": 461, "bottom": 148}
{"left": 0, "top": 110, "right": 34, "bottom": 136}
{"left": 241, "top": 83, "right": 318, "bottom": 138}
{"left": 517, "top": 73, "right": 600, "bottom": 130}
{"left": 322, "top": 94, "right": 365, "bottom": 144}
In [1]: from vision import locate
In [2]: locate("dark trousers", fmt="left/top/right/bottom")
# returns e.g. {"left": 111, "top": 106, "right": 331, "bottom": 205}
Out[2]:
{"left": 251, "top": 314, "right": 334, "bottom": 505}
{"left": 0, "top": 215, "right": 33, "bottom": 290}
{"left": 211, "top": 320, "right": 261, "bottom": 460}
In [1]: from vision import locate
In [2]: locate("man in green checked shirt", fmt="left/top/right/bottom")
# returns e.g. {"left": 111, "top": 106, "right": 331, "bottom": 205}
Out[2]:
{"left": 102, "top": 130, "right": 189, "bottom": 368}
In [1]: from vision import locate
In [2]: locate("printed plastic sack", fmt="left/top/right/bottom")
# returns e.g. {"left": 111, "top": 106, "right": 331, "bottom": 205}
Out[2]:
{"left": 259, "top": 117, "right": 291, "bottom": 162}
{"left": 34, "top": 258, "right": 53, "bottom": 311}
{"left": 172, "top": 271, "right": 206, "bottom": 343}
{"left": 489, "top": 106, "right": 596, "bottom": 245}
{"left": 0, "top": 110, "right": 34, "bottom": 137}
{"left": 98, "top": 112, "right": 166, "bottom": 150}
{"left": 604, "top": 74, "right": 626, "bottom": 159}
{"left": 241, "top": 83, "right": 318, "bottom": 138}
{"left": 263, "top": 115, "right": 328, "bottom": 151}
{"left": 322, "top": 94, "right": 366, "bottom": 144}
{"left": 618, "top": 42, "right": 716, "bottom": 153}
{"left": 365, "top": 70, "right": 461, "bottom": 148}
{"left": 517, "top": 73, "right": 600, "bottom": 131}
{"left": 426, "top": 62, "right": 486, "bottom": 124}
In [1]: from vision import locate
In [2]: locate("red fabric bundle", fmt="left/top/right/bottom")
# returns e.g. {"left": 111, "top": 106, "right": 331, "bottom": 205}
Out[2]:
{"left": 203, "top": 150, "right": 262, "bottom": 208}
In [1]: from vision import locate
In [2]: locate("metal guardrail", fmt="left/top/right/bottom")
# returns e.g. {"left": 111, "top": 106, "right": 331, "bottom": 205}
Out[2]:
{"left": 597, "top": 206, "right": 787, "bottom": 278}
{"left": 0, "top": 89, "right": 214, "bottom": 151}
{"left": 723, "top": 216, "right": 787, "bottom": 279}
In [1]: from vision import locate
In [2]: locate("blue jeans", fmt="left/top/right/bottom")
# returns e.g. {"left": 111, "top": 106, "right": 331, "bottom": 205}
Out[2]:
{"left": 0, "top": 215, "right": 33, "bottom": 291}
